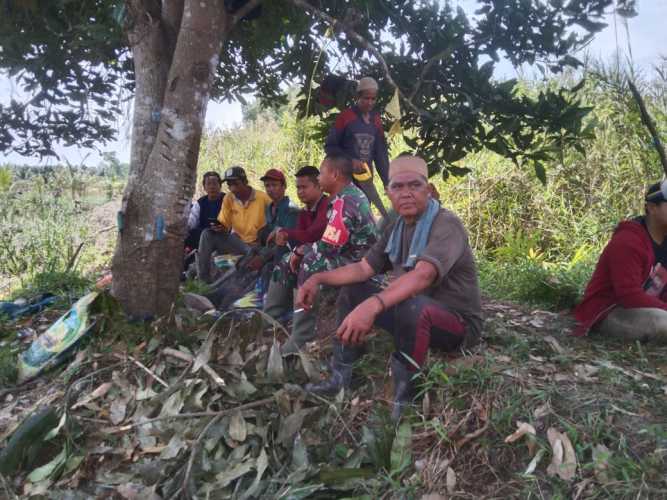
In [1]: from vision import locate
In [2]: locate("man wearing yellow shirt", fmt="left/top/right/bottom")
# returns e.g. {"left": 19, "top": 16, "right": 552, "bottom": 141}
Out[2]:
{"left": 197, "top": 166, "right": 271, "bottom": 283}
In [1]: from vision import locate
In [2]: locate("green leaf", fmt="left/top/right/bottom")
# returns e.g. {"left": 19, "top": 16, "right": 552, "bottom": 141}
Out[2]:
{"left": 267, "top": 337, "right": 285, "bottom": 383}
{"left": 534, "top": 162, "right": 547, "bottom": 186}
{"left": 27, "top": 447, "right": 68, "bottom": 483}
{"left": 448, "top": 166, "right": 472, "bottom": 177}
{"left": 390, "top": 422, "right": 412, "bottom": 474}
{"left": 318, "top": 467, "right": 375, "bottom": 484}
{"left": 570, "top": 78, "right": 586, "bottom": 93}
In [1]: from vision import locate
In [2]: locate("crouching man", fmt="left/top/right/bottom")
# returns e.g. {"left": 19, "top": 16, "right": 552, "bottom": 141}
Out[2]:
{"left": 296, "top": 156, "right": 482, "bottom": 420}
{"left": 573, "top": 181, "right": 667, "bottom": 343}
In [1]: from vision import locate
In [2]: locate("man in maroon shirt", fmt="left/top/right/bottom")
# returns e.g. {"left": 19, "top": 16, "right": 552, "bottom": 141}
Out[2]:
{"left": 574, "top": 181, "right": 667, "bottom": 343}
{"left": 267, "top": 165, "right": 329, "bottom": 250}
{"left": 264, "top": 166, "right": 329, "bottom": 324}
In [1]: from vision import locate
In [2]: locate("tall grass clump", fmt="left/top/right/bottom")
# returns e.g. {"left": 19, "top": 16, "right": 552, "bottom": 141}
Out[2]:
{"left": 0, "top": 170, "right": 109, "bottom": 298}
{"left": 435, "top": 62, "right": 666, "bottom": 308}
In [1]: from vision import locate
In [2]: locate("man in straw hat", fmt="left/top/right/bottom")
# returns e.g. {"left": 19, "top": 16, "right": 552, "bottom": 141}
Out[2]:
{"left": 296, "top": 155, "right": 482, "bottom": 420}
{"left": 324, "top": 76, "right": 390, "bottom": 218}
{"left": 573, "top": 180, "right": 667, "bottom": 343}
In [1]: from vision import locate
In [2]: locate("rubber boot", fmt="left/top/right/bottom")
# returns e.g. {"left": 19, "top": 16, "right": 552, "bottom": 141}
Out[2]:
{"left": 391, "top": 353, "right": 416, "bottom": 422}
{"left": 305, "top": 341, "right": 363, "bottom": 396}
{"left": 263, "top": 279, "right": 293, "bottom": 324}
{"left": 281, "top": 292, "right": 319, "bottom": 355}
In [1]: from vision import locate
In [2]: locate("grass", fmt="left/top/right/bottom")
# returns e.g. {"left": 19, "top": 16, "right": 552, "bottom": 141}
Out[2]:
{"left": 478, "top": 256, "right": 596, "bottom": 311}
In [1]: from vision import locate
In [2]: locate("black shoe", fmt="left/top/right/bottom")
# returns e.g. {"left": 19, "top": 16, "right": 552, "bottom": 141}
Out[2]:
{"left": 304, "top": 341, "right": 363, "bottom": 396}
{"left": 391, "top": 353, "right": 416, "bottom": 422}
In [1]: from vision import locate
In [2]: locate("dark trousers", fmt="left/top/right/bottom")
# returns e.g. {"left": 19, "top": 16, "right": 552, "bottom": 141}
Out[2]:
{"left": 337, "top": 281, "right": 466, "bottom": 369}
{"left": 185, "top": 228, "right": 203, "bottom": 250}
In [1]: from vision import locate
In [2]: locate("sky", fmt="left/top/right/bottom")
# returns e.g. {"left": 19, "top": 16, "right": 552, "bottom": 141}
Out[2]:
{"left": 1, "top": 0, "right": 665, "bottom": 167}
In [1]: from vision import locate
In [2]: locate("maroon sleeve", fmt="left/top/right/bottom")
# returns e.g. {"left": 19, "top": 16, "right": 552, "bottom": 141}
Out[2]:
{"left": 607, "top": 231, "right": 667, "bottom": 310}
{"left": 285, "top": 196, "right": 330, "bottom": 244}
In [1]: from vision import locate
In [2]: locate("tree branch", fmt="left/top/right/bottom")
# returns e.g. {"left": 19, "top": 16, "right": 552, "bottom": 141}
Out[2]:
{"left": 229, "top": 0, "right": 264, "bottom": 29}
{"left": 627, "top": 80, "right": 667, "bottom": 176}
{"left": 408, "top": 50, "right": 450, "bottom": 101}
{"left": 289, "top": 0, "right": 432, "bottom": 119}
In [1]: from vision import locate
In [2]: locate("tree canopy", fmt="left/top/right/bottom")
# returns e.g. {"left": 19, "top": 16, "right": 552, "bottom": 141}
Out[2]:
{"left": 1, "top": 0, "right": 637, "bottom": 178}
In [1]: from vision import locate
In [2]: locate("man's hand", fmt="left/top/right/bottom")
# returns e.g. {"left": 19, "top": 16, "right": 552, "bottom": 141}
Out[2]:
{"left": 245, "top": 255, "right": 264, "bottom": 271}
{"left": 266, "top": 229, "right": 277, "bottom": 245}
{"left": 274, "top": 230, "right": 289, "bottom": 247}
{"left": 210, "top": 223, "right": 226, "bottom": 233}
{"left": 289, "top": 247, "right": 304, "bottom": 273}
{"left": 295, "top": 276, "right": 320, "bottom": 310}
{"left": 336, "top": 298, "right": 381, "bottom": 345}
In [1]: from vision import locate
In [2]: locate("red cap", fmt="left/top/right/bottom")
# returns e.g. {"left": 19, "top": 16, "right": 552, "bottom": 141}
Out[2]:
{"left": 260, "top": 168, "right": 286, "bottom": 184}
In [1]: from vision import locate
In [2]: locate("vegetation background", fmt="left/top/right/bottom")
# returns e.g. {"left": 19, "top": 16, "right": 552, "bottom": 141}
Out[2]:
{"left": 1, "top": 60, "right": 666, "bottom": 311}
{"left": 1, "top": 60, "right": 667, "bottom": 499}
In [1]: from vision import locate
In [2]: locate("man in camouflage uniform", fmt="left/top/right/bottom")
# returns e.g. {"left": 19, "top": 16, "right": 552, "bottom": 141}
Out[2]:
{"left": 264, "top": 153, "right": 378, "bottom": 355}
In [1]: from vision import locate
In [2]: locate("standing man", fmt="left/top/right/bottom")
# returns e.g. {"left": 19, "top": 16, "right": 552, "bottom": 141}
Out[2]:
{"left": 184, "top": 171, "right": 224, "bottom": 272}
{"left": 325, "top": 76, "right": 390, "bottom": 218}
{"left": 272, "top": 154, "right": 378, "bottom": 355}
{"left": 197, "top": 166, "right": 271, "bottom": 283}
{"left": 297, "top": 156, "right": 482, "bottom": 420}
{"left": 573, "top": 181, "right": 667, "bottom": 343}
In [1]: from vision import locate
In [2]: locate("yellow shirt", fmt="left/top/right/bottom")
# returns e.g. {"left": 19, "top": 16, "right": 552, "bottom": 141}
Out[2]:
{"left": 217, "top": 188, "right": 271, "bottom": 244}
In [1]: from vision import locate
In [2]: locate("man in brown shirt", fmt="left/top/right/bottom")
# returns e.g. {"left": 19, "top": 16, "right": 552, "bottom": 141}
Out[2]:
{"left": 296, "top": 155, "right": 482, "bottom": 420}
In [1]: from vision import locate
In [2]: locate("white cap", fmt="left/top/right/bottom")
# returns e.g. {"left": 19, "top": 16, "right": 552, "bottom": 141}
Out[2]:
{"left": 357, "top": 76, "right": 378, "bottom": 93}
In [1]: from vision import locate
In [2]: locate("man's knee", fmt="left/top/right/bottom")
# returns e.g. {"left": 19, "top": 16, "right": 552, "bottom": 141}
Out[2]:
{"left": 199, "top": 228, "right": 215, "bottom": 250}
{"left": 598, "top": 307, "right": 667, "bottom": 343}
{"left": 338, "top": 282, "right": 375, "bottom": 308}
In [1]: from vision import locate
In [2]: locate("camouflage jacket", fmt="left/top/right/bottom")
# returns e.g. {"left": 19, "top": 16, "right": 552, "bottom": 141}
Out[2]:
{"left": 273, "top": 183, "right": 378, "bottom": 287}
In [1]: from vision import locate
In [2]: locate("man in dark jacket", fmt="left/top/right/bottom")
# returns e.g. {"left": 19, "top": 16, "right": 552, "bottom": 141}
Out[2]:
{"left": 325, "top": 76, "right": 389, "bottom": 218}
{"left": 573, "top": 181, "right": 667, "bottom": 343}
{"left": 186, "top": 171, "right": 224, "bottom": 249}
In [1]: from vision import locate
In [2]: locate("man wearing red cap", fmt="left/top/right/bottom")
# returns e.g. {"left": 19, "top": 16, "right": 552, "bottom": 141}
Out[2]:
{"left": 260, "top": 168, "right": 298, "bottom": 240}
{"left": 296, "top": 155, "right": 482, "bottom": 421}
{"left": 244, "top": 168, "right": 299, "bottom": 271}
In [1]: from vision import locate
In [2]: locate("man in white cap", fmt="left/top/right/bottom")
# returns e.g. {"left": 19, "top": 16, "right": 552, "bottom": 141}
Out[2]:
{"left": 324, "top": 76, "right": 390, "bottom": 218}
{"left": 295, "top": 155, "right": 482, "bottom": 420}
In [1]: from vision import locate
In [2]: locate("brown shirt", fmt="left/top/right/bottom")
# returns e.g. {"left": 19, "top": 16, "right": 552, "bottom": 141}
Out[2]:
{"left": 364, "top": 208, "right": 482, "bottom": 335}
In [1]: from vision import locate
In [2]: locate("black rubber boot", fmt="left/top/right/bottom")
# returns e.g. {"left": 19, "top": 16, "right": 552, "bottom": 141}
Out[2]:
{"left": 391, "top": 353, "right": 416, "bottom": 422}
{"left": 305, "top": 341, "right": 363, "bottom": 396}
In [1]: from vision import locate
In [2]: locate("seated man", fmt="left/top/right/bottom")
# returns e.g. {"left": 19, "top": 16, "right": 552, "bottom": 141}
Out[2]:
{"left": 263, "top": 165, "right": 329, "bottom": 320}
{"left": 296, "top": 156, "right": 482, "bottom": 420}
{"left": 246, "top": 168, "right": 299, "bottom": 271}
{"left": 185, "top": 171, "right": 224, "bottom": 250}
{"left": 260, "top": 168, "right": 299, "bottom": 240}
{"left": 197, "top": 166, "right": 271, "bottom": 283}
{"left": 265, "top": 154, "right": 378, "bottom": 355}
{"left": 574, "top": 181, "right": 667, "bottom": 344}
{"left": 268, "top": 165, "right": 329, "bottom": 249}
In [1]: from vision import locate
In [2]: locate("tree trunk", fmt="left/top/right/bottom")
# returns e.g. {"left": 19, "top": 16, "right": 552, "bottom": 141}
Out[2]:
{"left": 111, "top": 0, "right": 229, "bottom": 318}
